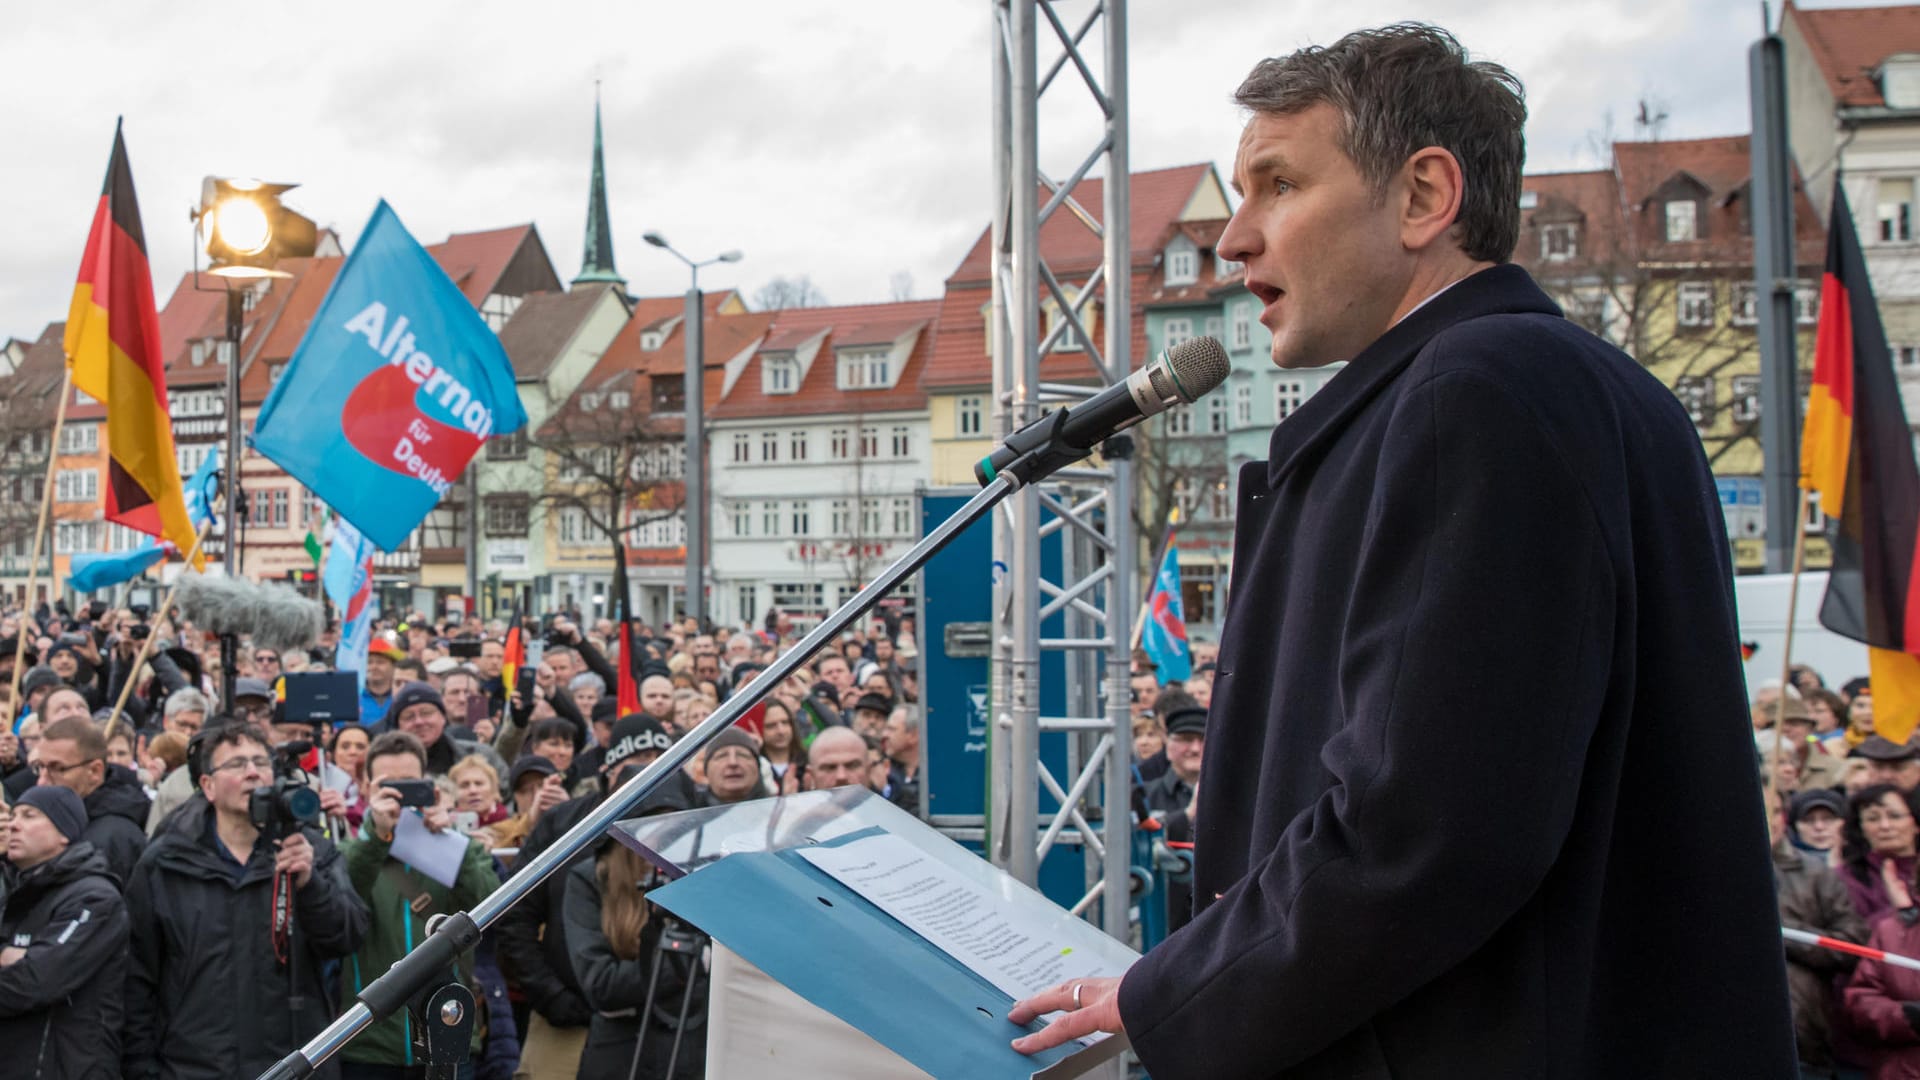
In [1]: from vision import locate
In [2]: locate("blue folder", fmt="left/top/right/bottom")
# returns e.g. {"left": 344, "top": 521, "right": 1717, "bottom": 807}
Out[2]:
{"left": 648, "top": 834, "right": 1128, "bottom": 1079}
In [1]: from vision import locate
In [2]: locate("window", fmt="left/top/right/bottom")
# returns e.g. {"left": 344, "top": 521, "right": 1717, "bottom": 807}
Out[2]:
{"left": 1896, "top": 345, "right": 1920, "bottom": 369}
{"left": 763, "top": 356, "right": 798, "bottom": 394}
{"left": 488, "top": 431, "right": 527, "bottom": 461}
{"left": 1046, "top": 299, "right": 1087, "bottom": 352}
{"left": 1665, "top": 200, "right": 1698, "bottom": 243}
{"left": 761, "top": 501, "right": 781, "bottom": 538}
{"left": 648, "top": 375, "right": 682, "bottom": 414}
{"left": 484, "top": 496, "right": 529, "bottom": 537}
{"left": 1880, "top": 178, "right": 1915, "bottom": 243}
{"left": 1204, "top": 316, "right": 1223, "bottom": 344}
{"left": 790, "top": 501, "right": 811, "bottom": 536}
{"left": 268, "top": 363, "right": 286, "bottom": 385}
{"left": 890, "top": 498, "right": 913, "bottom": 536}
{"left": 859, "top": 427, "right": 878, "bottom": 458}
{"left": 830, "top": 429, "right": 850, "bottom": 458}
{"left": 53, "top": 521, "right": 100, "bottom": 555}
{"left": 860, "top": 498, "right": 882, "bottom": 535}
{"left": 1676, "top": 282, "right": 1714, "bottom": 328}
{"left": 789, "top": 431, "right": 808, "bottom": 461}
{"left": 731, "top": 501, "right": 751, "bottom": 537}
{"left": 1216, "top": 252, "right": 1243, "bottom": 279}
{"left": 770, "top": 581, "right": 825, "bottom": 615}
{"left": 1234, "top": 383, "right": 1253, "bottom": 426}
{"left": 55, "top": 469, "right": 97, "bottom": 503}
{"left": 732, "top": 433, "right": 751, "bottom": 463}
{"left": 737, "top": 584, "right": 758, "bottom": 623}
{"left": 558, "top": 507, "right": 584, "bottom": 545}
{"left": 1731, "top": 283, "right": 1759, "bottom": 327}
{"left": 958, "top": 397, "right": 984, "bottom": 437}
{"left": 891, "top": 425, "right": 911, "bottom": 457}
{"left": 837, "top": 349, "right": 892, "bottom": 390}
{"left": 830, "top": 500, "right": 850, "bottom": 535}
{"left": 1675, "top": 375, "right": 1716, "bottom": 427}
{"left": 58, "top": 424, "right": 97, "bottom": 454}
{"left": 1795, "top": 281, "right": 1819, "bottom": 326}
{"left": 1207, "top": 393, "right": 1228, "bottom": 434}
{"left": 1805, "top": 490, "right": 1826, "bottom": 535}
{"left": 1164, "top": 406, "right": 1192, "bottom": 436}
{"left": 1208, "top": 479, "right": 1232, "bottom": 520}
{"left": 1163, "top": 318, "right": 1194, "bottom": 349}
{"left": 1541, "top": 223, "right": 1579, "bottom": 260}
{"left": 271, "top": 490, "right": 288, "bottom": 528}
{"left": 761, "top": 431, "right": 779, "bottom": 463}
{"left": 1275, "top": 380, "right": 1306, "bottom": 422}
{"left": 191, "top": 340, "right": 208, "bottom": 366}
{"left": 1731, "top": 375, "right": 1761, "bottom": 423}
{"left": 481, "top": 293, "right": 522, "bottom": 332}
{"left": 1166, "top": 245, "right": 1198, "bottom": 286}
{"left": 1231, "top": 305, "right": 1252, "bottom": 350}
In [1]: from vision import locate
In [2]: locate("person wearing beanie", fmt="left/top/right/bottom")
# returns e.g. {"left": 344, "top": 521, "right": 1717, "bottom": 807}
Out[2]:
{"left": 700, "top": 728, "right": 767, "bottom": 807}
{"left": 1, "top": 783, "right": 131, "bottom": 1078}
{"left": 381, "top": 680, "right": 507, "bottom": 781}
{"left": 17, "top": 666, "right": 62, "bottom": 720}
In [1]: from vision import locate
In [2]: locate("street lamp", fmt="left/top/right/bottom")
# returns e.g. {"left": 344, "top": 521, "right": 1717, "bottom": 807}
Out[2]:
{"left": 642, "top": 232, "right": 741, "bottom": 627}
{"left": 193, "top": 176, "right": 316, "bottom": 706}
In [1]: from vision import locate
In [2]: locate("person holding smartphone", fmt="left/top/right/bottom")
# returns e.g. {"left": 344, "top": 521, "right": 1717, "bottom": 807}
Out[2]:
{"left": 337, "top": 731, "right": 500, "bottom": 1080}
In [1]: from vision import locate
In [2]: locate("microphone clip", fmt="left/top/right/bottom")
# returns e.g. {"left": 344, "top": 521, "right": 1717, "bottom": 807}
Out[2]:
{"left": 974, "top": 408, "right": 1093, "bottom": 490}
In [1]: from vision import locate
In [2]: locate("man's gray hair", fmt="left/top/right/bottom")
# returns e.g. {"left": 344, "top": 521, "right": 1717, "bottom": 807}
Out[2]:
{"left": 569, "top": 671, "right": 605, "bottom": 694}
{"left": 888, "top": 703, "right": 920, "bottom": 733}
{"left": 164, "top": 688, "right": 210, "bottom": 718}
{"left": 1234, "top": 23, "right": 1526, "bottom": 264}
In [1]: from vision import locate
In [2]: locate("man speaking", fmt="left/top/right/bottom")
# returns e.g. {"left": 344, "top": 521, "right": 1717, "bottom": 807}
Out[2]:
{"left": 1010, "top": 23, "right": 1795, "bottom": 1078}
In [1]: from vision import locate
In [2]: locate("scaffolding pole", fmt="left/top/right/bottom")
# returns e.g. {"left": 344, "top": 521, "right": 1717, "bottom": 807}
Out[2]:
{"left": 988, "top": 0, "right": 1134, "bottom": 956}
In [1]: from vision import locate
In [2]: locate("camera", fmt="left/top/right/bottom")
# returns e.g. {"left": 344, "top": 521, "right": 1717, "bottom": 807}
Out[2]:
{"left": 447, "top": 637, "right": 483, "bottom": 660}
{"left": 250, "top": 740, "right": 322, "bottom": 843}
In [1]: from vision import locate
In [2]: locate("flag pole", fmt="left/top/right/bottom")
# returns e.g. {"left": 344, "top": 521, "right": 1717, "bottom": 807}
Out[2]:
{"left": 1770, "top": 488, "right": 1813, "bottom": 787}
{"left": 101, "top": 518, "right": 211, "bottom": 742}
{"left": 1131, "top": 509, "right": 1181, "bottom": 650}
{"left": 10, "top": 369, "right": 73, "bottom": 715}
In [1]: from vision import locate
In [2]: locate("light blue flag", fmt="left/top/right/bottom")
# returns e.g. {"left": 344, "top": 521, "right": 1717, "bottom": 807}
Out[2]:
{"left": 251, "top": 201, "right": 526, "bottom": 551}
{"left": 183, "top": 446, "right": 221, "bottom": 529}
{"left": 323, "top": 517, "right": 374, "bottom": 611}
{"left": 67, "top": 541, "right": 167, "bottom": 594}
{"left": 1141, "top": 540, "right": 1192, "bottom": 685}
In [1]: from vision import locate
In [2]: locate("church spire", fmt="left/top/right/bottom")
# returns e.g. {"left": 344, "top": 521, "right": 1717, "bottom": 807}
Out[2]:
{"left": 573, "top": 88, "right": 625, "bottom": 288}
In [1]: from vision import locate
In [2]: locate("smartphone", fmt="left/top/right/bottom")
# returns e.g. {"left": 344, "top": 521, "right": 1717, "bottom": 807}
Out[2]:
{"left": 450, "top": 810, "right": 480, "bottom": 834}
{"left": 468, "top": 696, "right": 490, "bottom": 727}
{"left": 447, "top": 638, "right": 483, "bottom": 659}
{"left": 383, "top": 778, "right": 438, "bottom": 807}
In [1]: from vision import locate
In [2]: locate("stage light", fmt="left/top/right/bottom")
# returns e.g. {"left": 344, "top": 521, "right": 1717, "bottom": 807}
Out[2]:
{"left": 195, "top": 176, "right": 319, "bottom": 279}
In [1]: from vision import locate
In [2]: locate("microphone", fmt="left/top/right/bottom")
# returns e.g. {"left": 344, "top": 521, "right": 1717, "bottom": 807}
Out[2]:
{"left": 174, "top": 573, "right": 326, "bottom": 656}
{"left": 976, "top": 335, "right": 1231, "bottom": 487}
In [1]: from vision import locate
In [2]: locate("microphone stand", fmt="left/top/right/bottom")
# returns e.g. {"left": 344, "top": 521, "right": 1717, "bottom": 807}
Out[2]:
{"left": 259, "top": 417, "right": 1092, "bottom": 1078}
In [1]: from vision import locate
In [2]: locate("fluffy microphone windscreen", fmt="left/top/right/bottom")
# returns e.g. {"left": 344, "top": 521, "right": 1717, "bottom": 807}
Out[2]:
{"left": 173, "top": 573, "right": 326, "bottom": 655}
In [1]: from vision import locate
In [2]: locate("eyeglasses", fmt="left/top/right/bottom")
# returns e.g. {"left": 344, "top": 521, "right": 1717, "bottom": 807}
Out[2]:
{"left": 254, "top": 654, "right": 279, "bottom": 665}
{"left": 209, "top": 755, "right": 272, "bottom": 776}
{"left": 30, "top": 758, "right": 98, "bottom": 777}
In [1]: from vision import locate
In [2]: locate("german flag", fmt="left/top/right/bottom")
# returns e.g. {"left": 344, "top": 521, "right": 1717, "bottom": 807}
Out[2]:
{"left": 612, "top": 538, "right": 641, "bottom": 716}
{"left": 501, "top": 603, "right": 525, "bottom": 694}
{"left": 1801, "top": 181, "right": 1920, "bottom": 742}
{"left": 63, "top": 123, "right": 198, "bottom": 567}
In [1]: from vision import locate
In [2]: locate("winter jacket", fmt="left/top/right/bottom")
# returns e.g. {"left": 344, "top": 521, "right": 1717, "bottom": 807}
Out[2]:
{"left": 1847, "top": 853, "right": 1920, "bottom": 931}
{"left": 496, "top": 792, "right": 603, "bottom": 1032}
{"left": 562, "top": 853, "right": 705, "bottom": 1080}
{"left": 337, "top": 816, "right": 499, "bottom": 1067}
{"left": 1776, "top": 842, "right": 1869, "bottom": 1068}
{"left": 421, "top": 732, "right": 508, "bottom": 784}
{"left": 1844, "top": 911, "right": 1920, "bottom": 1079}
{"left": 82, "top": 761, "right": 152, "bottom": 884}
{"left": 144, "top": 765, "right": 196, "bottom": 838}
{"left": 0, "top": 842, "right": 129, "bottom": 1080}
{"left": 122, "top": 796, "right": 369, "bottom": 1080}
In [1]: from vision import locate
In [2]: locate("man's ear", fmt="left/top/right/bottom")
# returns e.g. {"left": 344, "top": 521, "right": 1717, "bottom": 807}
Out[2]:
{"left": 1400, "top": 147, "right": 1467, "bottom": 252}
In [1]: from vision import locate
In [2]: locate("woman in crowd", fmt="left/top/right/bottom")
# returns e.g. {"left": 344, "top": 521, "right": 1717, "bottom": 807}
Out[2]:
{"left": 758, "top": 700, "right": 804, "bottom": 795}
{"left": 1808, "top": 688, "right": 1849, "bottom": 741}
{"left": 452, "top": 754, "right": 511, "bottom": 838}
{"left": 330, "top": 724, "right": 372, "bottom": 831}
{"left": 491, "top": 756, "right": 562, "bottom": 853}
{"left": 1133, "top": 716, "right": 1166, "bottom": 768}
{"left": 1843, "top": 852, "right": 1920, "bottom": 1076}
{"left": 1791, "top": 789, "right": 1847, "bottom": 868}
{"left": 1841, "top": 784, "right": 1920, "bottom": 928}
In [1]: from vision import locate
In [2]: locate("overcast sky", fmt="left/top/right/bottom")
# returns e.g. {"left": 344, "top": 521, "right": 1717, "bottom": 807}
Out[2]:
{"left": 0, "top": 0, "right": 1882, "bottom": 341}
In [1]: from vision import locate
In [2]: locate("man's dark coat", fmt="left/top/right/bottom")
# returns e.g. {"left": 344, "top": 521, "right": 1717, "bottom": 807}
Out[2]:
{"left": 1116, "top": 265, "right": 1795, "bottom": 1078}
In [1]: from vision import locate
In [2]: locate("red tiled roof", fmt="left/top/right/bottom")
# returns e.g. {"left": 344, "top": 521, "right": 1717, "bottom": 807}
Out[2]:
{"left": 946, "top": 163, "right": 1217, "bottom": 283}
{"left": 1787, "top": 1, "right": 1920, "bottom": 108}
{"left": 498, "top": 286, "right": 621, "bottom": 381}
{"left": 1511, "top": 169, "right": 1629, "bottom": 276}
{"left": 155, "top": 273, "right": 226, "bottom": 370}
{"left": 543, "top": 308, "right": 775, "bottom": 437}
{"left": 427, "top": 225, "right": 540, "bottom": 307}
{"left": 710, "top": 299, "right": 942, "bottom": 420}
{"left": 1612, "top": 135, "right": 1825, "bottom": 266}
{"left": 251, "top": 257, "right": 345, "bottom": 364}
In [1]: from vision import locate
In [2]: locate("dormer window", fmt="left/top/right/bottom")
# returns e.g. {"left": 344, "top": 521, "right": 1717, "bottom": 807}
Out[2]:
{"left": 1216, "top": 251, "right": 1242, "bottom": 279}
{"left": 641, "top": 331, "right": 665, "bottom": 351}
{"left": 1165, "top": 239, "right": 1198, "bottom": 286}
{"left": 1519, "top": 190, "right": 1539, "bottom": 209}
{"left": 763, "top": 354, "right": 798, "bottom": 394}
{"left": 837, "top": 349, "right": 892, "bottom": 390}
{"left": 1541, "top": 223, "right": 1579, "bottom": 261}
{"left": 1882, "top": 54, "right": 1920, "bottom": 109}
{"left": 1665, "top": 200, "right": 1698, "bottom": 243}
{"left": 1880, "top": 178, "right": 1915, "bottom": 243}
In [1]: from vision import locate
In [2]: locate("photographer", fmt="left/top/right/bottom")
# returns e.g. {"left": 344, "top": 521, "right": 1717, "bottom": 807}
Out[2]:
{"left": 123, "top": 724, "right": 368, "bottom": 1079}
{"left": 337, "top": 732, "right": 500, "bottom": 1080}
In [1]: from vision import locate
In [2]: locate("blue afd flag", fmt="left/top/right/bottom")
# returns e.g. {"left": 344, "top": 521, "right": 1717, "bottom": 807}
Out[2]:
{"left": 183, "top": 446, "right": 220, "bottom": 530}
{"left": 251, "top": 201, "right": 526, "bottom": 551}
{"left": 1142, "top": 540, "right": 1191, "bottom": 685}
{"left": 67, "top": 541, "right": 167, "bottom": 594}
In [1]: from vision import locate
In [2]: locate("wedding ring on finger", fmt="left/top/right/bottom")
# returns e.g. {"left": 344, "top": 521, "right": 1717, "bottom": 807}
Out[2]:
{"left": 1072, "top": 982, "right": 1084, "bottom": 1009}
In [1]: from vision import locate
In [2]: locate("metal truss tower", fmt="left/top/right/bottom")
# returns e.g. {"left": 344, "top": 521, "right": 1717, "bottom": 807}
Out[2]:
{"left": 988, "top": 0, "right": 1134, "bottom": 946}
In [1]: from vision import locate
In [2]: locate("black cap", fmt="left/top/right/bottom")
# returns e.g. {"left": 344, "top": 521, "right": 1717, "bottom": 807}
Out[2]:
{"left": 1163, "top": 706, "right": 1208, "bottom": 737}
{"left": 384, "top": 681, "right": 445, "bottom": 725}
{"left": 233, "top": 677, "right": 274, "bottom": 703}
{"left": 605, "top": 715, "right": 674, "bottom": 771}
{"left": 1790, "top": 788, "right": 1846, "bottom": 823}
{"left": 1851, "top": 736, "right": 1919, "bottom": 762}
{"left": 20, "top": 666, "right": 62, "bottom": 697}
{"left": 854, "top": 693, "right": 894, "bottom": 717}
{"left": 508, "top": 754, "right": 559, "bottom": 791}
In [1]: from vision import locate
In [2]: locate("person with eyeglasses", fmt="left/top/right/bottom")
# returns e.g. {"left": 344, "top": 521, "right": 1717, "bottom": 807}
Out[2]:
{"left": 122, "top": 724, "right": 369, "bottom": 1080}
{"left": 252, "top": 649, "right": 283, "bottom": 680}
{"left": 32, "top": 717, "right": 150, "bottom": 886}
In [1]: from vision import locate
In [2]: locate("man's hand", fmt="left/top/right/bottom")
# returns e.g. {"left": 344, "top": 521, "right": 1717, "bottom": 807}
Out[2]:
{"left": 535, "top": 773, "right": 569, "bottom": 815}
{"left": 0, "top": 945, "right": 24, "bottom": 967}
{"left": 275, "top": 832, "right": 316, "bottom": 889}
{"left": 367, "top": 785, "right": 403, "bottom": 841}
{"left": 318, "top": 787, "right": 347, "bottom": 819}
{"left": 1008, "top": 975, "right": 1126, "bottom": 1055}
{"left": 423, "top": 804, "right": 453, "bottom": 835}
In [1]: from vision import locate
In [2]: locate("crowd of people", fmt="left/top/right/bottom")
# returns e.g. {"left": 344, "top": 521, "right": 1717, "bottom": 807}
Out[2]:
{"left": 0, "top": 598, "right": 922, "bottom": 1080}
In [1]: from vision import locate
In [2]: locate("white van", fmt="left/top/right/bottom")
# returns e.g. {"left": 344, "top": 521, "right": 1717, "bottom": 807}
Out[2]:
{"left": 1733, "top": 571, "right": 1869, "bottom": 699}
